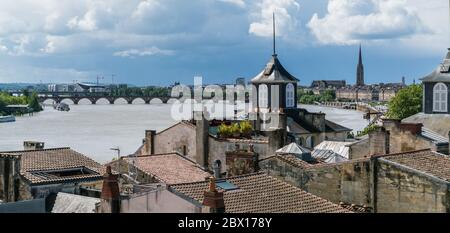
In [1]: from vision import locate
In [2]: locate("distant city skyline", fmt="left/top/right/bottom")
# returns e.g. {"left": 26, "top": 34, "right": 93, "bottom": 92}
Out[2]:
{"left": 0, "top": 0, "right": 448, "bottom": 86}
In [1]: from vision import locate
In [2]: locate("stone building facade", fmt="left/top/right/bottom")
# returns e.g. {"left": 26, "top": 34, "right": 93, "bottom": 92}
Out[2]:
{"left": 346, "top": 119, "right": 449, "bottom": 160}
{"left": 260, "top": 149, "right": 450, "bottom": 213}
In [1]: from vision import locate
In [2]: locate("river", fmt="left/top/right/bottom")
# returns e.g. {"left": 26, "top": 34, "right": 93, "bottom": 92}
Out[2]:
{"left": 0, "top": 103, "right": 368, "bottom": 163}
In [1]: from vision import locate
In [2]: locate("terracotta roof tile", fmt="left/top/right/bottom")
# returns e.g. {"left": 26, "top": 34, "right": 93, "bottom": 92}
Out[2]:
{"left": 382, "top": 150, "right": 450, "bottom": 182}
{"left": 0, "top": 148, "right": 104, "bottom": 185}
{"left": 123, "top": 153, "right": 211, "bottom": 185}
{"left": 170, "top": 172, "right": 351, "bottom": 213}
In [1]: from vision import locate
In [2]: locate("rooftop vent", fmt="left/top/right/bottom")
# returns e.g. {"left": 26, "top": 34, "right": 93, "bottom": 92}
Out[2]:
{"left": 216, "top": 181, "right": 239, "bottom": 191}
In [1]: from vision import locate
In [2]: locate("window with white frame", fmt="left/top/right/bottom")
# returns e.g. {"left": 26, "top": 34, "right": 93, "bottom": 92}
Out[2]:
{"left": 258, "top": 84, "right": 268, "bottom": 108}
{"left": 433, "top": 82, "right": 448, "bottom": 112}
{"left": 286, "top": 83, "right": 295, "bottom": 107}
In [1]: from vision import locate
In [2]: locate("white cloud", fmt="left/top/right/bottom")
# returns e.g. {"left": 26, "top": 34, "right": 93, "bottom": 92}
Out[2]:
{"left": 113, "top": 47, "right": 175, "bottom": 58}
{"left": 219, "top": 0, "right": 246, "bottom": 8}
{"left": 307, "top": 0, "right": 428, "bottom": 45}
{"left": 249, "top": 0, "right": 301, "bottom": 37}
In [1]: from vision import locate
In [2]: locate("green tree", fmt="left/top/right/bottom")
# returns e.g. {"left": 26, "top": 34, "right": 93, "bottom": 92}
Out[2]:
{"left": 28, "top": 92, "right": 43, "bottom": 112}
{"left": 386, "top": 84, "right": 423, "bottom": 120}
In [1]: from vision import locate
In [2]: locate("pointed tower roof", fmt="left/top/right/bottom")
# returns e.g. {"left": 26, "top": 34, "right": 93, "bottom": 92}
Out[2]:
{"left": 421, "top": 49, "right": 450, "bottom": 83}
{"left": 251, "top": 13, "right": 299, "bottom": 84}
{"left": 358, "top": 44, "right": 363, "bottom": 65}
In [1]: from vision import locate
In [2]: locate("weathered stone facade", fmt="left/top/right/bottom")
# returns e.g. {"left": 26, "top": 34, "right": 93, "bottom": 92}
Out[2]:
{"left": 260, "top": 150, "right": 450, "bottom": 213}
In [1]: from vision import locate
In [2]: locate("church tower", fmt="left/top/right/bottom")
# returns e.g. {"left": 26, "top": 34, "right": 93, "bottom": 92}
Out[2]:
{"left": 356, "top": 45, "right": 365, "bottom": 86}
{"left": 251, "top": 13, "right": 299, "bottom": 112}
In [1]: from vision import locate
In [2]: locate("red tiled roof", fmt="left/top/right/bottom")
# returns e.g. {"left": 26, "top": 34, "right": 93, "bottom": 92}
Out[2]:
{"left": 0, "top": 148, "right": 104, "bottom": 185}
{"left": 123, "top": 153, "right": 211, "bottom": 185}
{"left": 170, "top": 172, "right": 352, "bottom": 213}
{"left": 261, "top": 154, "right": 314, "bottom": 169}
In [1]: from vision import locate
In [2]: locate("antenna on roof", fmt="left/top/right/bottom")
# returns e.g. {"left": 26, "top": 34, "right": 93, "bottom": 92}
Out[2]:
{"left": 273, "top": 12, "right": 277, "bottom": 56}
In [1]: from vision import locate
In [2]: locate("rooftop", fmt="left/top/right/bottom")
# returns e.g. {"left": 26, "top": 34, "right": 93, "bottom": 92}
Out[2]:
{"left": 381, "top": 150, "right": 450, "bottom": 182}
{"left": 276, "top": 142, "right": 311, "bottom": 156}
{"left": 314, "top": 141, "right": 353, "bottom": 159}
{"left": 251, "top": 55, "right": 299, "bottom": 84}
{"left": 421, "top": 49, "right": 450, "bottom": 83}
{"left": 123, "top": 153, "right": 211, "bottom": 185}
{"left": 50, "top": 192, "right": 100, "bottom": 213}
{"left": 170, "top": 172, "right": 351, "bottom": 213}
{"left": 0, "top": 148, "right": 104, "bottom": 185}
{"left": 312, "top": 149, "right": 348, "bottom": 164}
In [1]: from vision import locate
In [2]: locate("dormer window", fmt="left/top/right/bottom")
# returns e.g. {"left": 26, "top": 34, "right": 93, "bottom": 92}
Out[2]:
{"left": 286, "top": 83, "right": 295, "bottom": 108}
{"left": 433, "top": 82, "right": 448, "bottom": 112}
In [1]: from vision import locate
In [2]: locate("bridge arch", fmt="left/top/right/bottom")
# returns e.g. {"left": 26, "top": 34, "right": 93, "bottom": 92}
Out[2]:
{"left": 77, "top": 98, "right": 94, "bottom": 105}
{"left": 114, "top": 97, "right": 129, "bottom": 105}
{"left": 42, "top": 98, "right": 57, "bottom": 105}
{"left": 95, "top": 98, "right": 113, "bottom": 105}
{"left": 60, "top": 98, "right": 75, "bottom": 105}
{"left": 131, "top": 97, "right": 146, "bottom": 105}
{"left": 167, "top": 98, "right": 181, "bottom": 104}
{"left": 149, "top": 98, "right": 163, "bottom": 104}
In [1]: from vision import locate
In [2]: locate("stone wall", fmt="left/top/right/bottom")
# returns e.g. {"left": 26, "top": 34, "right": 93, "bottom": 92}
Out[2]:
{"left": 376, "top": 159, "right": 450, "bottom": 213}
{"left": 208, "top": 139, "right": 268, "bottom": 173}
{"left": 152, "top": 123, "right": 196, "bottom": 161}
{"left": 262, "top": 158, "right": 372, "bottom": 207}
{"left": 348, "top": 138, "right": 370, "bottom": 160}
{"left": 261, "top": 155, "right": 450, "bottom": 213}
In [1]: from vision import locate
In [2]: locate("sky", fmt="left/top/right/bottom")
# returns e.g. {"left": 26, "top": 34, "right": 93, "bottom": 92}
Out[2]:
{"left": 0, "top": 0, "right": 449, "bottom": 86}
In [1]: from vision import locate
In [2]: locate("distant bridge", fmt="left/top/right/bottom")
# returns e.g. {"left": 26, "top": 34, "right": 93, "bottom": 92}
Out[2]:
{"left": 9, "top": 90, "right": 250, "bottom": 105}
{"left": 9, "top": 91, "right": 173, "bottom": 105}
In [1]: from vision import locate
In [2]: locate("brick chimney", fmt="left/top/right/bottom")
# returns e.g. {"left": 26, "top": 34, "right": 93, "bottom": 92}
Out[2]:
{"left": 398, "top": 123, "right": 423, "bottom": 135}
{"left": 202, "top": 177, "right": 225, "bottom": 213}
{"left": 195, "top": 111, "right": 209, "bottom": 169}
{"left": 99, "top": 166, "right": 121, "bottom": 213}
{"left": 142, "top": 130, "right": 156, "bottom": 155}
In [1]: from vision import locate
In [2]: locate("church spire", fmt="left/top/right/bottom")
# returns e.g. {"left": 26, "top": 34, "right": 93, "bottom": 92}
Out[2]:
{"left": 356, "top": 44, "right": 365, "bottom": 86}
{"left": 358, "top": 44, "right": 362, "bottom": 64}
{"left": 273, "top": 12, "right": 277, "bottom": 56}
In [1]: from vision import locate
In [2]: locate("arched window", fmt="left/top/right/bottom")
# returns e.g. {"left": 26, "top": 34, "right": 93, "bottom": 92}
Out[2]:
{"left": 433, "top": 83, "right": 448, "bottom": 112}
{"left": 286, "top": 83, "right": 295, "bottom": 107}
{"left": 258, "top": 84, "right": 268, "bottom": 108}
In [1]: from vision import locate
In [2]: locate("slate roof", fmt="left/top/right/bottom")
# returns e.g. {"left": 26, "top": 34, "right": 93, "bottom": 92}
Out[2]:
{"left": 312, "top": 149, "right": 348, "bottom": 164}
{"left": 325, "top": 120, "right": 352, "bottom": 132}
{"left": 251, "top": 55, "right": 299, "bottom": 84}
{"left": 123, "top": 153, "right": 211, "bottom": 185}
{"left": 382, "top": 150, "right": 450, "bottom": 182}
{"left": 170, "top": 172, "right": 351, "bottom": 213}
{"left": 287, "top": 118, "right": 311, "bottom": 134}
{"left": 421, "top": 49, "right": 450, "bottom": 83}
{"left": 420, "top": 128, "right": 449, "bottom": 145}
{"left": 0, "top": 148, "right": 104, "bottom": 185}
{"left": 314, "top": 141, "right": 353, "bottom": 159}
{"left": 276, "top": 143, "right": 311, "bottom": 156}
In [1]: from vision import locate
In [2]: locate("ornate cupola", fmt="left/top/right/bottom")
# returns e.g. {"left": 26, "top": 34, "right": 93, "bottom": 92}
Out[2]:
{"left": 421, "top": 49, "right": 450, "bottom": 114}
{"left": 251, "top": 13, "right": 299, "bottom": 112}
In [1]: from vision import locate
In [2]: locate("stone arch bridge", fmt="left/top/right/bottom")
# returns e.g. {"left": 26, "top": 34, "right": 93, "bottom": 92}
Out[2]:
{"left": 30, "top": 92, "right": 173, "bottom": 105}
{"left": 40, "top": 95, "right": 172, "bottom": 105}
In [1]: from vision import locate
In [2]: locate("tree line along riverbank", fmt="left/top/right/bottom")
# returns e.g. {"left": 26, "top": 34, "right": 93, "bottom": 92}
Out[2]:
{"left": 0, "top": 91, "right": 43, "bottom": 116}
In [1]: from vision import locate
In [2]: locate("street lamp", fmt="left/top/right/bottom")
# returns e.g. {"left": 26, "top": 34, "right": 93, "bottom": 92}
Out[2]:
{"left": 110, "top": 147, "right": 121, "bottom": 160}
